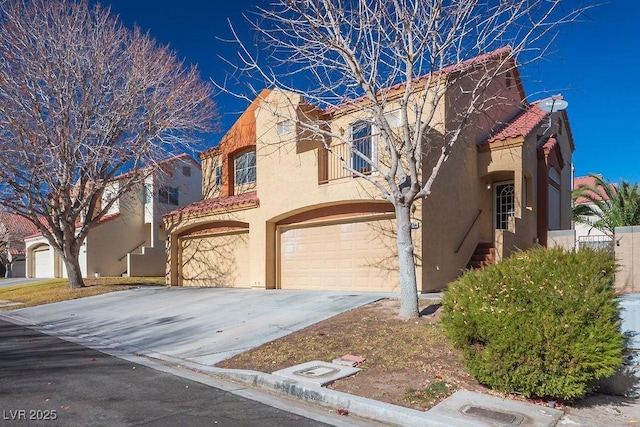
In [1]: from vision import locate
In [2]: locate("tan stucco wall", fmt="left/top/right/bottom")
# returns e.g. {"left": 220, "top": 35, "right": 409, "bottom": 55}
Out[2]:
{"left": 415, "top": 61, "right": 530, "bottom": 290}
{"left": 548, "top": 229, "right": 577, "bottom": 252}
{"left": 87, "top": 211, "right": 145, "bottom": 277}
{"left": 615, "top": 226, "right": 640, "bottom": 293}
{"left": 168, "top": 88, "right": 424, "bottom": 290}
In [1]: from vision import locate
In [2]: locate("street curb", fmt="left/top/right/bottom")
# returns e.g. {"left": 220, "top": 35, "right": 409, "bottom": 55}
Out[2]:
{"left": 187, "top": 365, "right": 464, "bottom": 426}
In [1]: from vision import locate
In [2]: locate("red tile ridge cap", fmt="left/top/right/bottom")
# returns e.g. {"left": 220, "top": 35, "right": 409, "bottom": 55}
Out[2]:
{"left": 484, "top": 95, "right": 563, "bottom": 144}
{"left": 327, "top": 46, "right": 513, "bottom": 114}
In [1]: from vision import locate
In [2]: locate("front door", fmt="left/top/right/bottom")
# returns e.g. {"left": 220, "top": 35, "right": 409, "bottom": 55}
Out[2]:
{"left": 494, "top": 182, "right": 515, "bottom": 231}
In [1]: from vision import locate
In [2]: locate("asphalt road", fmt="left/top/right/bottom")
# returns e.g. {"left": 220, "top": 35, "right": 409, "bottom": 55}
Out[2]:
{"left": 0, "top": 320, "right": 340, "bottom": 427}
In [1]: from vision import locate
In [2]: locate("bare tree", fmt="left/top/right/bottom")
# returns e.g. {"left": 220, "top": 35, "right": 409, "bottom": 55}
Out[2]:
{"left": 0, "top": 0, "right": 216, "bottom": 288}
{"left": 225, "top": 0, "right": 590, "bottom": 318}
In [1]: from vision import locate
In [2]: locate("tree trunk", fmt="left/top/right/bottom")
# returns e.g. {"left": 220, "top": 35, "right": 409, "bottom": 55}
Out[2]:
{"left": 63, "top": 245, "right": 85, "bottom": 289}
{"left": 395, "top": 203, "right": 419, "bottom": 318}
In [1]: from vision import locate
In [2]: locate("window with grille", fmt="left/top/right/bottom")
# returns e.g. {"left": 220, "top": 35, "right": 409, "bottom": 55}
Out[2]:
{"left": 495, "top": 182, "right": 514, "bottom": 230}
{"left": 234, "top": 151, "right": 256, "bottom": 185}
{"left": 350, "top": 121, "right": 372, "bottom": 174}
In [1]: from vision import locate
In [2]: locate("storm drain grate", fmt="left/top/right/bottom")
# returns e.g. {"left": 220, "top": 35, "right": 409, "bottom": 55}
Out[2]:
{"left": 461, "top": 405, "right": 523, "bottom": 425}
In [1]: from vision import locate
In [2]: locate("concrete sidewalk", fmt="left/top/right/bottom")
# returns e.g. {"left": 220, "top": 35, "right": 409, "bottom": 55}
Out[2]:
{"left": 2, "top": 286, "right": 637, "bottom": 426}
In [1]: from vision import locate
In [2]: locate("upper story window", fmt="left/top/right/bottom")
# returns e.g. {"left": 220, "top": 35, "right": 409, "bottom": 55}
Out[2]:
{"left": 182, "top": 166, "right": 191, "bottom": 177}
{"left": 234, "top": 151, "right": 256, "bottom": 186}
{"left": 159, "top": 186, "right": 179, "bottom": 206}
{"left": 277, "top": 119, "right": 292, "bottom": 137}
{"left": 350, "top": 121, "right": 373, "bottom": 174}
{"left": 214, "top": 165, "right": 222, "bottom": 188}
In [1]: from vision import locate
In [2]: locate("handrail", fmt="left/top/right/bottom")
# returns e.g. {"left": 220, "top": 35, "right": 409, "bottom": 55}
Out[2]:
{"left": 118, "top": 240, "right": 147, "bottom": 262}
{"left": 454, "top": 209, "right": 482, "bottom": 254}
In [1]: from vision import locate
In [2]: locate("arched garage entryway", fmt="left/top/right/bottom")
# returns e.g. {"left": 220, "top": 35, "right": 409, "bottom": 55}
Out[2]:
{"left": 176, "top": 221, "right": 250, "bottom": 287}
{"left": 274, "top": 202, "right": 400, "bottom": 292}
{"left": 31, "top": 244, "right": 54, "bottom": 278}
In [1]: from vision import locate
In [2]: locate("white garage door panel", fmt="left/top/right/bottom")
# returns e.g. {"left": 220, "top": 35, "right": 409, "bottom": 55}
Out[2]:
{"left": 180, "top": 232, "right": 249, "bottom": 287}
{"left": 280, "top": 219, "right": 399, "bottom": 292}
{"left": 34, "top": 248, "right": 53, "bottom": 278}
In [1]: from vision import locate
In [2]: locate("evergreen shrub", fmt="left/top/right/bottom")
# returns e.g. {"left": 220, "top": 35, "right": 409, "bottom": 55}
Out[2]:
{"left": 442, "top": 246, "right": 624, "bottom": 399}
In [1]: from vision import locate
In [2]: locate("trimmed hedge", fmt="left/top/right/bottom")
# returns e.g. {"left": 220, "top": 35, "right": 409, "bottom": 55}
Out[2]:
{"left": 442, "top": 246, "right": 624, "bottom": 400}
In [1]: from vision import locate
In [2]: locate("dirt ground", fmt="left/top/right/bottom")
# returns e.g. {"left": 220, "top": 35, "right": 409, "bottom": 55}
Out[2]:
{"left": 218, "top": 298, "right": 498, "bottom": 411}
{"left": 218, "top": 297, "right": 640, "bottom": 421}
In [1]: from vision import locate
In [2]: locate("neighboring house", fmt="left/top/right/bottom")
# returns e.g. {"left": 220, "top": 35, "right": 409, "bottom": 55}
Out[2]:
{"left": 25, "top": 154, "right": 202, "bottom": 279}
{"left": 165, "top": 48, "right": 575, "bottom": 292}
{"left": 572, "top": 175, "right": 613, "bottom": 250}
{"left": 0, "top": 212, "right": 39, "bottom": 277}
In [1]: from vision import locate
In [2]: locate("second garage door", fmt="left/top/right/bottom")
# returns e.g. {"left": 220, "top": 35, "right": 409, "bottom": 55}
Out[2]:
{"left": 279, "top": 218, "right": 399, "bottom": 292}
{"left": 180, "top": 231, "right": 250, "bottom": 287}
{"left": 33, "top": 247, "right": 53, "bottom": 278}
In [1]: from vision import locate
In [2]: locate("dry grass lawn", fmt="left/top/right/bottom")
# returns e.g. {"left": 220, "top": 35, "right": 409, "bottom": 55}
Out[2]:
{"left": 0, "top": 277, "right": 164, "bottom": 309}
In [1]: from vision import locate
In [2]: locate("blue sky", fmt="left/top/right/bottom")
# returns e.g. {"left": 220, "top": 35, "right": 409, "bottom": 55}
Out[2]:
{"left": 98, "top": 0, "right": 638, "bottom": 184}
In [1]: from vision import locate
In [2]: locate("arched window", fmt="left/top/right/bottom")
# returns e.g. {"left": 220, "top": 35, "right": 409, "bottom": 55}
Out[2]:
{"left": 495, "top": 182, "right": 515, "bottom": 230}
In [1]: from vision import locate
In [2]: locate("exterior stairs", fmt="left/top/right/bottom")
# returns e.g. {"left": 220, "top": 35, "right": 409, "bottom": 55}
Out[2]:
{"left": 466, "top": 242, "right": 496, "bottom": 270}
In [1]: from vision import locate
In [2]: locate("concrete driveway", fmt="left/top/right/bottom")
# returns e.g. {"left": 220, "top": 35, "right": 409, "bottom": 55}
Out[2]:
{"left": 1, "top": 287, "right": 390, "bottom": 366}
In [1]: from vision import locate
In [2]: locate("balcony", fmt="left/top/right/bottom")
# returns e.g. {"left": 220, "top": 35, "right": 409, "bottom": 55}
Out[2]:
{"left": 318, "top": 139, "right": 373, "bottom": 184}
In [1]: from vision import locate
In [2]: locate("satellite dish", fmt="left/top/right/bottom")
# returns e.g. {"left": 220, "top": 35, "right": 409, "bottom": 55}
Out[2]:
{"left": 539, "top": 97, "right": 568, "bottom": 113}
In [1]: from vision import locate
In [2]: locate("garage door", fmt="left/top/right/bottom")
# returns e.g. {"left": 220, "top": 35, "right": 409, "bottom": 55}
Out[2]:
{"left": 180, "top": 231, "right": 249, "bottom": 287}
{"left": 279, "top": 218, "right": 399, "bottom": 291}
{"left": 33, "top": 247, "right": 53, "bottom": 278}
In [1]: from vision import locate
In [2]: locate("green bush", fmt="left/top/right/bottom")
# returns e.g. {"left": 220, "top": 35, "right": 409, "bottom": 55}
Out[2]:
{"left": 441, "top": 246, "right": 624, "bottom": 400}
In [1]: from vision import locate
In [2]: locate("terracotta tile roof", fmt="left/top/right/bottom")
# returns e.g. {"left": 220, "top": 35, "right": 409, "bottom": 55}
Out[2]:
{"left": 574, "top": 175, "right": 613, "bottom": 204}
{"left": 8, "top": 248, "right": 24, "bottom": 256}
{"left": 0, "top": 213, "right": 39, "bottom": 237}
{"left": 164, "top": 191, "right": 259, "bottom": 220}
{"left": 327, "top": 46, "right": 514, "bottom": 114}
{"left": 485, "top": 95, "right": 564, "bottom": 144}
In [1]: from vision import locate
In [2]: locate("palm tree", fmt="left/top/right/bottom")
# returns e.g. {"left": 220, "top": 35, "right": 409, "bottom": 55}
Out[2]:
{"left": 573, "top": 174, "right": 640, "bottom": 237}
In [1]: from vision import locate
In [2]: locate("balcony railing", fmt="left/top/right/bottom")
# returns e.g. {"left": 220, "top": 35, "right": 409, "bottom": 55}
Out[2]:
{"left": 318, "top": 140, "right": 373, "bottom": 184}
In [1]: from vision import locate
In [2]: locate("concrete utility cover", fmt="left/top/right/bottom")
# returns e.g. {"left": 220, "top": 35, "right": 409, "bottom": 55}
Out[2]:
{"left": 430, "top": 389, "right": 563, "bottom": 427}
{"left": 461, "top": 405, "right": 522, "bottom": 425}
{"left": 273, "top": 361, "right": 360, "bottom": 386}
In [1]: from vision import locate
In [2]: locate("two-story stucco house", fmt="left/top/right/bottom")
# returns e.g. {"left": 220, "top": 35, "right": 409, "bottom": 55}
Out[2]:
{"left": 165, "top": 48, "right": 575, "bottom": 292}
{"left": 25, "top": 153, "right": 202, "bottom": 278}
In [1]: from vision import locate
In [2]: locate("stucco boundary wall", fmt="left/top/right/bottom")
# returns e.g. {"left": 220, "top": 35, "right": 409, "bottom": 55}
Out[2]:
{"left": 615, "top": 226, "right": 640, "bottom": 294}
{"left": 547, "top": 229, "right": 575, "bottom": 252}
